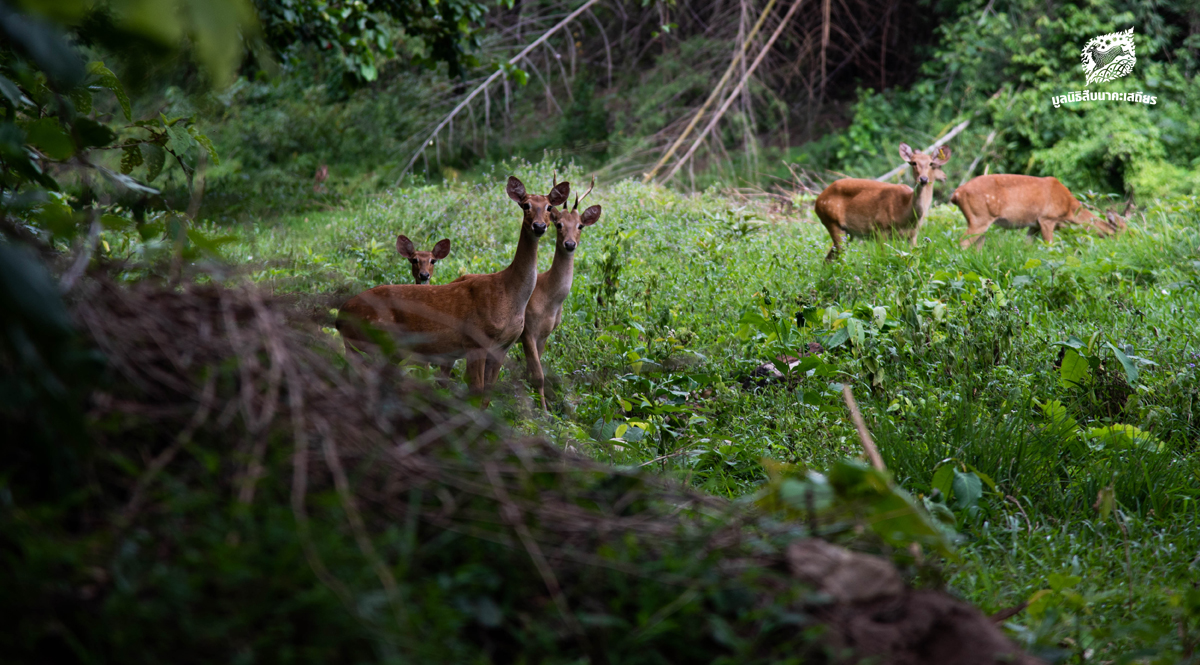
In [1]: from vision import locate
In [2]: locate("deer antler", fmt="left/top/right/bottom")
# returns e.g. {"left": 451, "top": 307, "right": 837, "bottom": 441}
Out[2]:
{"left": 573, "top": 175, "right": 595, "bottom": 211}
{"left": 551, "top": 170, "right": 557, "bottom": 189}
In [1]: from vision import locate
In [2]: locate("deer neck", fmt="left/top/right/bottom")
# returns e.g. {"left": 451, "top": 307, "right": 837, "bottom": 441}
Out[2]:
{"left": 501, "top": 225, "right": 541, "bottom": 303}
{"left": 909, "top": 181, "right": 934, "bottom": 224}
{"left": 543, "top": 244, "right": 576, "bottom": 302}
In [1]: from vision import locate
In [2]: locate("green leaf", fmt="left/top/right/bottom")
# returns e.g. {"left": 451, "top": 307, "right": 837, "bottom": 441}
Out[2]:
{"left": 120, "top": 144, "right": 143, "bottom": 174}
{"left": 69, "top": 86, "right": 92, "bottom": 114}
{"left": 75, "top": 117, "right": 117, "bottom": 148}
{"left": 187, "top": 126, "right": 220, "bottom": 165}
{"left": 951, "top": 470, "right": 983, "bottom": 510}
{"left": 25, "top": 117, "right": 73, "bottom": 159}
{"left": 87, "top": 61, "right": 131, "bottom": 120}
{"left": 931, "top": 463, "right": 955, "bottom": 498}
{"left": 141, "top": 143, "right": 166, "bottom": 182}
{"left": 0, "top": 75, "right": 24, "bottom": 107}
{"left": 1106, "top": 342, "right": 1139, "bottom": 385}
{"left": 1059, "top": 348, "right": 1091, "bottom": 388}
{"left": 824, "top": 326, "right": 850, "bottom": 349}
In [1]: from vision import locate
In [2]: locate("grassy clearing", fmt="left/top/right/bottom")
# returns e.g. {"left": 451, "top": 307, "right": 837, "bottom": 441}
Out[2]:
{"left": 214, "top": 160, "right": 1200, "bottom": 660}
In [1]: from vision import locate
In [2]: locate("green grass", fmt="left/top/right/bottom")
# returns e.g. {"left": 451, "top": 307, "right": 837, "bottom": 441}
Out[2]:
{"left": 210, "top": 160, "right": 1200, "bottom": 661}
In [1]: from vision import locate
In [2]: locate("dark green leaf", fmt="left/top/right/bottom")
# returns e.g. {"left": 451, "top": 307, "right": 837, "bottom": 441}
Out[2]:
{"left": 0, "top": 74, "right": 25, "bottom": 106}
{"left": 25, "top": 117, "right": 73, "bottom": 159}
{"left": 141, "top": 143, "right": 166, "bottom": 181}
{"left": 75, "top": 117, "right": 117, "bottom": 148}
{"left": 1106, "top": 342, "right": 1139, "bottom": 385}
{"left": 120, "top": 144, "right": 143, "bottom": 174}
{"left": 86, "top": 61, "right": 131, "bottom": 120}
{"left": 188, "top": 126, "right": 220, "bottom": 165}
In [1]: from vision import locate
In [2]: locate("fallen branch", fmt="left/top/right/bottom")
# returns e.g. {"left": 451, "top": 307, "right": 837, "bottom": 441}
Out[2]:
{"left": 395, "top": 0, "right": 601, "bottom": 184}
{"left": 641, "top": 0, "right": 780, "bottom": 183}
{"left": 874, "top": 119, "right": 970, "bottom": 182}
{"left": 662, "top": 0, "right": 807, "bottom": 184}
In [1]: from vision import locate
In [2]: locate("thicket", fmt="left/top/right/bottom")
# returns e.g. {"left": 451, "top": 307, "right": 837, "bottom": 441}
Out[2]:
{"left": 124, "top": 0, "right": 1200, "bottom": 222}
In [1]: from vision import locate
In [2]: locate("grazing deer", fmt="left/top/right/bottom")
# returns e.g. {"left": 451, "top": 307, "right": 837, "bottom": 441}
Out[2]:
{"left": 951, "top": 174, "right": 1128, "bottom": 248}
{"left": 336, "top": 176, "right": 569, "bottom": 393}
{"left": 396, "top": 235, "right": 451, "bottom": 284}
{"left": 814, "top": 143, "right": 952, "bottom": 261}
{"left": 521, "top": 176, "right": 601, "bottom": 410}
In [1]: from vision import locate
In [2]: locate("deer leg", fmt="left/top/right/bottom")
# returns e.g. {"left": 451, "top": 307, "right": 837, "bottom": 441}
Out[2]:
{"left": 824, "top": 225, "right": 844, "bottom": 262}
{"left": 1037, "top": 218, "right": 1056, "bottom": 245}
{"left": 465, "top": 350, "right": 488, "bottom": 394}
{"left": 960, "top": 216, "right": 990, "bottom": 250}
{"left": 484, "top": 349, "right": 504, "bottom": 387}
{"left": 521, "top": 333, "right": 547, "bottom": 411}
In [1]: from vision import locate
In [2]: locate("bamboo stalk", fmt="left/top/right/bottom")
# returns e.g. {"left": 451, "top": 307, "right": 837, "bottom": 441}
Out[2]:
{"left": 641, "top": 0, "right": 780, "bottom": 184}
{"left": 396, "top": 0, "right": 601, "bottom": 184}
{"left": 663, "top": 0, "right": 806, "bottom": 184}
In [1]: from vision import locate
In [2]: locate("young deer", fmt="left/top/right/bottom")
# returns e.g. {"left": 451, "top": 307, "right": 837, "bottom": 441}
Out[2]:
{"left": 336, "top": 176, "right": 569, "bottom": 393}
{"left": 521, "top": 176, "right": 601, "bottom": 410}
{"left": 814, "top": 143, "right": 952, "bottom": 261}
{"left": 396, "top": 235, "right": 451, "bottom": 284}
{"left": 951, "top": 174, "right": 1127, "bottom": 248}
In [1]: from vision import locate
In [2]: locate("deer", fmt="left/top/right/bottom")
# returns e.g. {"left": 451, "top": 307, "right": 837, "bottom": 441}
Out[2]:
{"left": 335, "top": 176, "right": 569, "bottom": 394}
{"left": 814, "top": 143, "right": 952, "bottom": 262}
{"left": 951, "top": 174, "right": 1128, "bottom": 248}
{"left": 396, "top": 235, "right": 451, "bottom": 284}
{"left": 520, "top": 176, "right": 601, "bottom": 410}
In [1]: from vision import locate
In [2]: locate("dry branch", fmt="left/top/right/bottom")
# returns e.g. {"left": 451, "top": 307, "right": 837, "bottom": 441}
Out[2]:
{"left": 641, "top": 0, "right": 780, "bottom": 183}
{"left": 662, "top": 0, "right": 807, "bottom": 183}
{"left": 396, "top": 0, "right": 601, "bottom": 183}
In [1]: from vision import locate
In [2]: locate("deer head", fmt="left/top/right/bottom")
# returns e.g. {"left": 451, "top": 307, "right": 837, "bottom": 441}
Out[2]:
{"left": 899, "top": 144, "right": 952, "bottom": 185}
{"left": 550, "top": 176, "right": 601, "bottom": 253}
{"left": 507, "top": 175, "right": 569, "bottom": 238}
{"left": 396, "top": 235, "right": 451, "bottom": 284}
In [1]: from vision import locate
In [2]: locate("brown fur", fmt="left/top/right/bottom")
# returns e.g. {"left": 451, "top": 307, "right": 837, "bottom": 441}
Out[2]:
{"left": 814, "top": 143, "right": 951, "bottom": 262}
{"left": 335, "top": 176, "right": 569, "bottom": 393}
{"left": 396, "top": 235, "right": 451, "bottom": 284}
{"left": 520, "top": 193, "right": 601, "bottom": 410}
{"left": 951, "top": 174, "right": 1127, "bottom": 248}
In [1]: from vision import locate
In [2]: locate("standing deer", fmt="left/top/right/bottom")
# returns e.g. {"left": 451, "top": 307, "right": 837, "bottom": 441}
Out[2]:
{"left": 336, "top": 176, "right": 569, "bottom": 393}
{"left": 396, "top": 235, "right": 451, "bottom": 284}
{"left": 951, "top": 174, "right": 1127, "bottom": 248}
{"left": 521, "top": 176, "right": 601, "bottom": 410}
{"left": 814, "top": 143, "right": 952, "bottom": 261}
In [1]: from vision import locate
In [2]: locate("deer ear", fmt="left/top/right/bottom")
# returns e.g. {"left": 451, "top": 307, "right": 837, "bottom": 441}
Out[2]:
{"left": 898, "top": 143, "right": 914, "bottom": 162}
{"left": 507, "top": 176, "right": 527, "bottom": 203}
{"left": 932, "top": 146, "right": 951, "bottom": 166}
{"left": 432, "top": 238, "right": 451, "bottom": 259}
{"left": 581, "top": 205, "right": 602, "bottom": 226}
{"left": 548, "top": 181, "right": 570, "bottom": 206}
{"left": 396, "top": 235, "right": 416, "bottom": 258}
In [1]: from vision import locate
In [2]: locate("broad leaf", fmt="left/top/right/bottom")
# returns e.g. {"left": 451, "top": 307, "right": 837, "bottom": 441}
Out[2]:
{"left": 1059, "top": 348, "right": 1091, "bottom": 388}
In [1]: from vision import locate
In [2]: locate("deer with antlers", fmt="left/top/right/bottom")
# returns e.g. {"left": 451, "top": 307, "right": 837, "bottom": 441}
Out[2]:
{"left": 396, "top": 235, "right": 451, "bottom": 284}
{"left": 336, "top": 176, "right": 569, "bottom": 393}
{"left": 521, "top": 175, "right": 601, "bottom": 410}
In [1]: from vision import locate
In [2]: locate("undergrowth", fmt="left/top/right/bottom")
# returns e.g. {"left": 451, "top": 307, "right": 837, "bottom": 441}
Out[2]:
{"left": 208, "top": 159, "right": 1200, "bottom": 662}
